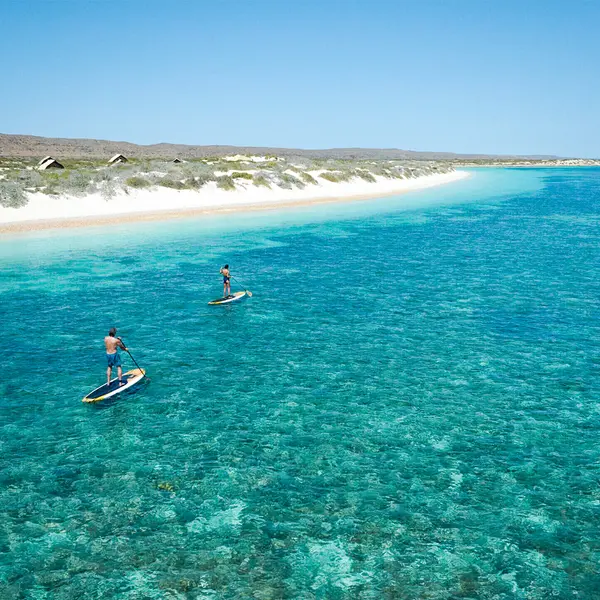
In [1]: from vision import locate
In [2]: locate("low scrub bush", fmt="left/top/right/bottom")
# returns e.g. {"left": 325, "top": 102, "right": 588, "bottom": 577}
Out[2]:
{"left": 159, "top": 179, "right": 188, "bottom": 190}
{"left": 216, "top": 175, "right": 236, "bottom": 191}
{"left": 94, "top": 169, "right": 114, "bottom": 187}
{"left": 41, "top": 171, "right": 69, "bottom": 185}
{"left": 319, "top": 172, "right": 340, "bottom": 183}
{"left": 300, "top": 172, "right": 318, "bottom": 185}
{"left": 336, "top": 171, "right": 353, "bottom": 183}
{"left": 383, "top": 167, "right": 401, "bottom": 179}
{"left": 253, "top": 174, "right": 271, "bottom": 188}
{"left": 0, "top": 181, "right": 28, "bottom": 208}
{"left": 195, "top": 173, "right": 216, "bottom": 186}
{"left": 355, "top": 169, "right": 376, "bottom": 183}
{"left": 126, "top": 176, "right": 151, "bottom": 189}
{"left": 231, "top": 171, "right": 253, "bottom": 180}
{"left": 183, "top": 178, "right": 200, "bottom": 190}
{"left": 277, "top": 173, "right": 303, "bottom": 190}
{"left": 369, "top": 165, "right": 392, "bottom": 178}
{"left": 183, "top": 175, "right": 214, "bottom": 190}
{"left": 17, "top": 170, "right": 44, "bottom": 189}
{"left": 181, "top": 163, "right": 215, "bottom": 182}
{"left": 100, "top": 180, "right": 118, "bottom": 199}
{"left": 66, "top": 171, "right": 94, "bottom": 196}
{"left": 223, "top": 161, "right": 247, "bottom": 170}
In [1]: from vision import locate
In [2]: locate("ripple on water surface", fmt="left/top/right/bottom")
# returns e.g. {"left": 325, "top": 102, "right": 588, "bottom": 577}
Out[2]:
{"left": 1, "top": 168, "right": 599, "bottom": 598}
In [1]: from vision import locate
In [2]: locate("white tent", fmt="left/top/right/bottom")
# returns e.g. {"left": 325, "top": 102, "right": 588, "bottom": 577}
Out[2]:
{"left": 108, "top": 154, "right": 128, "bottom": 165}
{"left": 38, "top": 157, "right": 64, "bottom": 170}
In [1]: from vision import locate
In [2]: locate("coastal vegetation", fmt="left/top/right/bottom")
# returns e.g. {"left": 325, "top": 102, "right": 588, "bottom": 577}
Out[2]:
{"left": 0, "top": 154, "right": 456, "bottom": 209}
{"left": 125, "top": 176, "right": 151, "bottom": 189}
{"left": 216, "top": 175, "right": 236, "bottom": 191}
{"left": 3, "top": 142, "right": 596, "bottom": 210}
{"left": 158, "top": 178, "right": 188, "bottom": 190}
{"left": 252, "top": 174, "right": 271, "bottom": 188}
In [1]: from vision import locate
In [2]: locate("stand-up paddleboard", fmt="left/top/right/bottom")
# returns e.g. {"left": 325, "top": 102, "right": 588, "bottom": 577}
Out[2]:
{"left": 82, "top": 368, "right": 146, "bottom": 403}
{"left": 208, "top": 291, "right": 247, "bottom": 305}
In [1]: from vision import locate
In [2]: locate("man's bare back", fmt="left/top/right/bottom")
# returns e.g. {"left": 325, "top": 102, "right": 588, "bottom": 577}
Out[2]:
{"left": 104, "top": 327, "right": 128, "bottom": 385}
{"left": 105, "top": 335, "right": 126, "bottom": 354}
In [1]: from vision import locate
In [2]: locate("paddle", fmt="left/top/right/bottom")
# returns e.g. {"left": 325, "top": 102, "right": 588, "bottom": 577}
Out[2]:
{"left": 119, "top": 338, "right": 150, "bottom": 381}
{"left": 232, "top": 276, "right": 253, "bottom": 297}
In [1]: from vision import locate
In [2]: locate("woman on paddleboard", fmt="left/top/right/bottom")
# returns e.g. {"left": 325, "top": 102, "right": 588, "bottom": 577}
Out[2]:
{"left": 220, "top": 264, "right": 231, "bottom": 298}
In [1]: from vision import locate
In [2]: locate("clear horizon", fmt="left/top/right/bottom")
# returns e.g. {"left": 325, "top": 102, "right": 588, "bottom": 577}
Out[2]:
{"left": 1, "top": 0, "right": 598, "bottom": 157}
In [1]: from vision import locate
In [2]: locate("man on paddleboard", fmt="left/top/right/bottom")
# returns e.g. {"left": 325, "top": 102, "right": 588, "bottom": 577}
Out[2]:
{"left": 220, "top": 264, "right": 232, "bottom": 298}
{"left": 104, "top": 327, "right": 127, "bottom": 386}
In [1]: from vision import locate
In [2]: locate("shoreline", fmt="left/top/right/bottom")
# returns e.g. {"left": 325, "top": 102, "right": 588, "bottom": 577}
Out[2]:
{"left": 0, "top": 170, "right": 469, "bottom": 235}
{"left": 455, "top": 163, "right": 600, "bottom": 168}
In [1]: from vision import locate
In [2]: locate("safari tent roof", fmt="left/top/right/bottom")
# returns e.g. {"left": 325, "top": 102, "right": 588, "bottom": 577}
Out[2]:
{"left": 38, "top": 158, "right": 64, "bottom": 170}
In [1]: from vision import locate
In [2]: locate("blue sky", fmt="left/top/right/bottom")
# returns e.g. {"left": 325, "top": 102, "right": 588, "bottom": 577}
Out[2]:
{"left": 0, "top": 0, "right": 598, "bottom": 156}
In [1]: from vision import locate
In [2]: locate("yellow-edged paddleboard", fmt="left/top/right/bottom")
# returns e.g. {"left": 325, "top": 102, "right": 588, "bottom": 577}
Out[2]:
{"left": 82, "top": 368, "right": 146, "bottom": 403}
{"left": 208, "top": 291, "right": 247, "bottom": 305}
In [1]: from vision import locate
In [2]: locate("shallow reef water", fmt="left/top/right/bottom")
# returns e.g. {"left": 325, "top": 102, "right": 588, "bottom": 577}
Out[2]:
{"left": 0, "top": 168, "right": 599, "bottom": 598}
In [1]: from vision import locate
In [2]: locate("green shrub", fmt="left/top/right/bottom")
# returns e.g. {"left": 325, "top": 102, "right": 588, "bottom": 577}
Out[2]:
{"left": 126, "top": 176, "right": 151, "bottom": 189}
{"left": 93, "top": 169, "right": 114, "bottom": 189}
{"left": 183, "top": 175, "right": 214, "bottom": 190}
{"left": 216, "top": 175, "right": 236, "bottom": 191}
{"left": 41, "top": 171, "right": 69, "bottom": 184}
{"left": 355, "top": 169, "right": 376, "bottom": 183}
{"left": 158, "top": 179, "right": 187, "bottom": 190}
{"left": 369, "top": 165, "right": 391, "bottom": 178}
{"left": 277, "top": 173, "right": 304, "bottom": 190}
{"left": 100, "top": 180, "right": 117, "bottom": 199}
{"left": 196, "top": 173, "right": 215, "bottom": 186}
{"left": 231, "top": 171, "right": 253, "bottom": 180}
{"left": 66, "top": 171, "right": 94, "bottom": 196}
{"left": 319, "top": 172, "right": 340, "bottom": 183}
{"left": 300, "top": 171, "right": 318, "bottom": 185}
{"left": 220, "top": 161, "right": 246, "bottom": 170}
{"left": 181, "top": 163, "right": 215, "bottom": 181}
{"left": 183, "top": 178, "right": 199, "bottom": 190}
{"left": 16, "top": 170, "right": 43, "bottom": 190}
{"left": 253, "top": 175, "right": 271, "bottom": 188}
{"left": 336, "top": 171, "right": 353, "bottom": 182}
{"left": 0, "top": 181, "right": 28, "bottom": 208}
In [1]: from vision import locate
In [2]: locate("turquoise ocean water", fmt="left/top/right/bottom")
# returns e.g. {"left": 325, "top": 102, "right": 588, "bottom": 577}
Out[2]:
{"left": 1, "top": 168, "right": 599, "bottom": 599}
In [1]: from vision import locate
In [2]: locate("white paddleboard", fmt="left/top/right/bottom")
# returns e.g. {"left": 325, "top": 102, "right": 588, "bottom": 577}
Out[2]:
{"left": 208, "top": 291, "right": 247, "bottom": 305}
{"left": 82, "top": 368, "right": 146, "bottom": 403}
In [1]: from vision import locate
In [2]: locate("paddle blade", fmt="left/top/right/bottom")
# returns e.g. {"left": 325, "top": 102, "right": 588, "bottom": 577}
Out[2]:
{"left": 246, "top": 290, "right": 253, "bottom": 297}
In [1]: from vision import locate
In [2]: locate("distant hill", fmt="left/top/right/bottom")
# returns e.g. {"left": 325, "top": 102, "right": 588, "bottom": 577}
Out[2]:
{"left": 0, "top": 133, "right": 561, "bottom": 161}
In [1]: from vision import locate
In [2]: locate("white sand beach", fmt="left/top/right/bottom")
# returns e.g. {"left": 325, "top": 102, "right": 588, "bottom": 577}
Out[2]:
{"left": 0, "top": 170, "right": 469, "bottom": 232}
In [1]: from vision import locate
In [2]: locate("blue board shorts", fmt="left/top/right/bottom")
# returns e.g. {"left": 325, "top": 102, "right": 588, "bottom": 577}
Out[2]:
{"left": 106, "top": 352, "right": 122, "bottom": 368}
